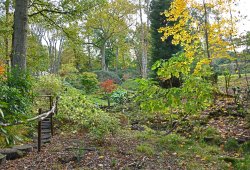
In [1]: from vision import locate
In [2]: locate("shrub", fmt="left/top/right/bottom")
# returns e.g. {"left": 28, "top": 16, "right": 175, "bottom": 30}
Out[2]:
{"left": 111, "top": 88, "right": 128, "bottom": 104}
{"left": 94, "top": 70, "right": 121, "bottom": 84}
{"left": 33, "top": 75, "right": 63, "bottom": 96}
{"left": 81, "top": 72, "right": 99, "bottom": 93}
{"left": 64, "top": 72, "right": 98, "bottom": 93}
{"left": 121, "top": 79, "right": 140, "bottom": 91}
{"left": 0, "top": 70, "right": 33, "bottom": 146}
{"left": 57, "top": 86, "right": 120, "bottom": 141}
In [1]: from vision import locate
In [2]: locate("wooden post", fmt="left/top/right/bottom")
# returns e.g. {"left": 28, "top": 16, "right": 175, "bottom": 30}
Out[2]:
{"left": 38, "top": 108, "right": 42, "bottom": 152}
{"left": 49, "top": 96, "right": 53, "bottom": 136}
{"left": 55, "top": 96, "right": 59, "bottom": 115}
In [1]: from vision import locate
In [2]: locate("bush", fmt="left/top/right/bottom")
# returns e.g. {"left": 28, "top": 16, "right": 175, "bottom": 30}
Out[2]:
{"left": 64, "top": 72, "right": 99, "bottom": 93}
{"left": 94, "top": 70, "right": 121, "bottom": 84}
{"left": 57, "top": 86, "right": 120, "bottom": 141}
{"left": 121, "top": 79, "right": 140, "bottom": 91}
{"left": 81, "top": 72, "right": 99, "bottom": 93}
{"left": 111, "top": 88, "right": 128, "bottom": 104}
{"left": 33, "top": 75, "right": 63, "bottom": 96}
{"left": 0, "top": 70, "right": 33, "bottom": 146}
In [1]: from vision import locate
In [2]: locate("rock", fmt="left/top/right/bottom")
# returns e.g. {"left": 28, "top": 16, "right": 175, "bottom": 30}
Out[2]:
{"left": 0, "top": 154, "right": 6, "bottom": 165}
{"left": 131, "top": 124, "right": 145, "bottom": 131}
{"left": 0, "top": 148, "right": 23, "bottom": 160}
{"left": 13, "top": 144, "right": 33, "bottom": 154}
{"left": 58, "top": 155, "right": 77, "bottom": 164}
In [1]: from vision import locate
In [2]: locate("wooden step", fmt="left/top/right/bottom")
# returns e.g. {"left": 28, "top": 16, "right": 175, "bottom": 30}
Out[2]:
{"left": 41, "top": 129, "right": 51, "bottom": 133}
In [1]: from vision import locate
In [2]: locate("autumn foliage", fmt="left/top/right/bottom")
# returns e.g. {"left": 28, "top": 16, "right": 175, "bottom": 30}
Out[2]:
{"left": 100, "top": 79, "right": 117, "bottom": 93}
{"left": 0, "top": 62, "right": 5, "bottom": 75}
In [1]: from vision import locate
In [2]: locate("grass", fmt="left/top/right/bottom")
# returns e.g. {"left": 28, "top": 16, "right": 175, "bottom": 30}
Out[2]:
{"left": 218, "top": 73, "right": 250, "bottom": 90}
{"left": 131, "top": 128, "right": 231, "bottom": 169}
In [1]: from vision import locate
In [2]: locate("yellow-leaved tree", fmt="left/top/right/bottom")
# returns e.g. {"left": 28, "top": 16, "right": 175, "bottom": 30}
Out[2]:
{"left": 158, "top": 0, "right": 240, "bottom": 75}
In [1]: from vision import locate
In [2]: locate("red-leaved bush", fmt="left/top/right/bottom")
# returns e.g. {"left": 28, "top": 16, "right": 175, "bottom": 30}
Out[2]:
{"left": 100, "top": 79, "right": 117, "bottom": 93}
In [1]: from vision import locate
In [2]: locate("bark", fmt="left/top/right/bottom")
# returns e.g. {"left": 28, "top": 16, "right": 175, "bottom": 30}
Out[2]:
{"left": 115, "top": 47, "right": 119, "bottom": 73}
{"left": 101, "top": 42, "right": 107, "bottom": 71}
{"left": 87, "top": 36, "right": 92, "bottom": 70}
{"left": 4, "top": 0, "right": 10, "bottom": 63}
{"left": 11, "top": 0, "right": 29, "bottom": 70}
{"left": 203, "top": 0, "right": 211, "bottom": 59}
{"left": 139, "top": 0, "right": 147, "bottom": 78}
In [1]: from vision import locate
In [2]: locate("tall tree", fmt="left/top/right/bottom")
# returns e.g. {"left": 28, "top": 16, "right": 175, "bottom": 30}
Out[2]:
{"left": 149, "top": 0, "right": 181, "bottom": 70}
{"left": 11, "top": 0, "right": 29, "bottom": 70}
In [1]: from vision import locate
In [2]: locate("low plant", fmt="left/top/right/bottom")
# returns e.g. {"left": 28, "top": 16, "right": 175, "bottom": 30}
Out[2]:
{"left": 57, "top": 86, "right": 120, "bottom": 142}
{"left": 224, "top": 138, "right": 240, "bottom": 152}
{"left": 111, "top": 88, "right": 128, "bottom": 104}
{"left": 136, "top": 143, "right": 155, "bottom": 156}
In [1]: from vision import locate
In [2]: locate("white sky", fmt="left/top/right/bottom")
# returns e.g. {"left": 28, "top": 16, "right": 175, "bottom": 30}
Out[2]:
{"left": 238, "top": 0, "right": 250, "bottom": 34}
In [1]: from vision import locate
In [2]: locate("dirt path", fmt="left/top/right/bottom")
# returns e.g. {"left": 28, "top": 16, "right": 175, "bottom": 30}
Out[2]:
{"left": 1, "top": 132, "right": 180, "bottom": 170}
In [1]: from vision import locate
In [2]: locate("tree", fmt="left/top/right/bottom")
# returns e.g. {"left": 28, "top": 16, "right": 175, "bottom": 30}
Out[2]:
{"left": 84, "top": 0, "right": 136, "bottom": 71}
{"left": 159, "top": 0, "right": 239, "bottom": 76}
{"left": 11, "top": 0, "right": 29, "bottom": 71}
{"left": 149, "top": 0, "right": 181, "bottom": 66}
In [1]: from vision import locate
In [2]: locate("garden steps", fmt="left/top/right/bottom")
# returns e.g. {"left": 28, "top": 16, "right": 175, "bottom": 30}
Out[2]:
{"left": 0, "top": 118, "right": 53, "bottom": 166}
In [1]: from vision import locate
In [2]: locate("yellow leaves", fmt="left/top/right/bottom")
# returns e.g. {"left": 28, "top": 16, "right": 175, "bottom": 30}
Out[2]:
{"left": 194, "top": 58, "right": 211, "bottom": 75}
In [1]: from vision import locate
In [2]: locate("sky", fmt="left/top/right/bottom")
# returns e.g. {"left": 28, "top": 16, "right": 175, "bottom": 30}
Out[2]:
{"left": 238, "top": 0, "right": 250, "bottom": 34}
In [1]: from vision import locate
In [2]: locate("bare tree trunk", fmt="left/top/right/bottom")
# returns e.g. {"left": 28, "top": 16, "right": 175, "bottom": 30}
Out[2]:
{"left": 139, "top": 0, "right": 147, "bottom": 78}
{"left": 203, "top": 0, "right": 211, "bottom": 59}
{"left": 11, "top": 0, "right": 29, "bottom": 71}
{"left": 101, "top": 42, "right": 107, "bottom": 71}
{"left": 115, "top": 47, "right": 119, "bottom": 73}
{"left": 4, "top": 0, "right": 10, "bottom": 65}
{"left": 87, "top": 36, "right": 92, "bottom": 70}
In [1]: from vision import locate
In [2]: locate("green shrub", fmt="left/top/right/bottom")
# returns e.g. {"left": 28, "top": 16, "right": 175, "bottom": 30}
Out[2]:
{"left": 0, "top": 70, "right": 33, "bottom": 146}
{"left": 33, "top": 75, "right": 63, "bottom": 96}
{"left": 57, "top": 86, "right": 120, "bottom": 141}
{"left": 224, "top": 138, "right": 240, "bottom": 152}
{"left": 121, "top": 79, "right": 140, "bottom": 91}
{"left": 94, "top": 70, "right": 121, "bottom": 84}
{"left": 81, "top": 72, "right": 99, "bottom": 93}
{"left": 111, "top": 88, "right": 128, "bottom": 104}
{"left": 64, "top": 72, "right": 98, "bottom": 93}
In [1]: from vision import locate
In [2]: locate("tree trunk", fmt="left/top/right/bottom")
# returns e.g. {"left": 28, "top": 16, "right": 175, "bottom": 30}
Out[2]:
{"left": 139, "top": 0, "right": 147, "bottom": 78}
{"left": 5, "top": 0, "right": 10, "bottom": 65}
{"left": 11, "top": 0, "right": 29, "bottom": 71}
{"left": 115, "top": 47, "right": 119, "bottom": 73}
{"left": 203, "top": 0, "right": 211, "bottom": 59}
{"left": 101, "top": 43, "right": 107, "bottom": 71}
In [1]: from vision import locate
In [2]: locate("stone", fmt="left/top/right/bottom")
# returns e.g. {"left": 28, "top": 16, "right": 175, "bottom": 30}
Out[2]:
{"left": 0, "top": 148, "right": 23, "bottom": 160}
{"left": 0, "top": 154, "right": 6, "bottom": 165}
{"left": 13, "top": 144, "right": 33, "bottom": 154}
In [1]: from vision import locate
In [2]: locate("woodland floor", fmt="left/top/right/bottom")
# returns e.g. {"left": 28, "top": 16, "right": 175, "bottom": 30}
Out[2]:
{"left": 1, "top": 87, "right": 250, "bottom": 169}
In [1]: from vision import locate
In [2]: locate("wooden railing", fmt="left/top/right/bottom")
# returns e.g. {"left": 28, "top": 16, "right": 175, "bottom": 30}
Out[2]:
{"left": 0, "top": 95, "right": 59, "bottom": 152}
{"left": 37, "top": 95, "right": 58, "bottom": 152}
